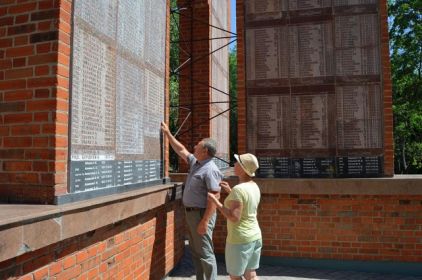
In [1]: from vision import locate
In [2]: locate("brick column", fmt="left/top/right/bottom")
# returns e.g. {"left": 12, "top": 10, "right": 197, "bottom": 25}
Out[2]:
{"left": 0, "top": 0, "right": 71, "bottom": 203}
{"left": 177, "top": 0, "right": 211, "bottom": 172}
{"left": 236, "top": 0, "right": 246, "bottom": 154}
{"left": 380, "top": 0, "right": 394, "bottom": 176}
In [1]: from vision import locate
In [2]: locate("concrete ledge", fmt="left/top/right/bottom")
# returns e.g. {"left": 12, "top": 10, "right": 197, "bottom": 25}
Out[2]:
{"left": 255, "top": 175, "right": 422, "bottom": 195}
{"left": 172, "top": 173, "right": 422, "bottom": 195}
{"left": 0, "top": 183, "right": 183, "bottom": 263}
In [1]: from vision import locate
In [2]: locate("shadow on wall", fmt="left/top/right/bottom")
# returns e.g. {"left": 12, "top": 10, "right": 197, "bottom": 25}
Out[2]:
{"left": 150, "top": 206, "right": 167, "bottom": 279}
{"left": 150, "top": 202, "right": 186, "bottom": 279}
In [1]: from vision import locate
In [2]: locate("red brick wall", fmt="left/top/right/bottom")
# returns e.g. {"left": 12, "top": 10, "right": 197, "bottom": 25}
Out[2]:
{"left": 1, "top": 0, "right": 174, "bottom": 202}
{"left": 177, "top": 0, "right": 212, "bottom": 172}
{"left": 214, "top": 192, "right": 422, "bottom": 262}
{"left": 0, "top": 0, "right": 71, "bottom": 203}
{"left": 0, "top": 201, "right": 185, "bottom": 280}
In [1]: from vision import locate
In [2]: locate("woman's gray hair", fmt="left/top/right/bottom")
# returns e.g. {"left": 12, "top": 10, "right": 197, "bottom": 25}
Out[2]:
{"left": 202, "top": 138, "right": 217, "bottom": 157}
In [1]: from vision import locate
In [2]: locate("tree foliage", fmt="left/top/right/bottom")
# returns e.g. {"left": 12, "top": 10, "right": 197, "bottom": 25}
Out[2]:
{"left": 229, "top": 47, "right": 238, "bottom": 162}
{"left": 169, "top": 0, "right": 180, "bottom": 171}
{"left": 388, "top": 0, "right": 422, "bottom": 173}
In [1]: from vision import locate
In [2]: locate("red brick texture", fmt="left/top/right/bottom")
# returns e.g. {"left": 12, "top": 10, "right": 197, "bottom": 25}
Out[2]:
{"left": 177, "top": 0, "right": 212, "bottom": 172}
{"left": 0, "top": 201, "right": 185, "bottom": 280}
{"left": 214, "top": 193, "right": 422, "bottom": 262}
{"left": 1, "top": 0, "right": 173, "bottom": 201}
{"left": 379, "top": 0, "right": 394, "bottom": 176}
{"left": 235, "top": 0, "right": 246, "bottom": 155}
{"left": 0, "top": 0, "right": 71, "bottom": 203}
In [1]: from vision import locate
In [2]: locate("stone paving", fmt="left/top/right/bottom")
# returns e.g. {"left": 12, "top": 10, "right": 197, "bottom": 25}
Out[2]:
{"left": 165, "top": 243, "right": 422, "bottom": 280}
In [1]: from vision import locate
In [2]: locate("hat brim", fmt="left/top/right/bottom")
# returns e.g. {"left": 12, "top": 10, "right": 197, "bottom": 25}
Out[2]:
{"left": 234, "top": 154, "right": 255, "bottom": 177}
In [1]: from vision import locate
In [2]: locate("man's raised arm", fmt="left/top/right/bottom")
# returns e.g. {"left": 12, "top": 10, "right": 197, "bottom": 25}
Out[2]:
{"left": 161, "top": 122, "right": 190, "bottom": 163}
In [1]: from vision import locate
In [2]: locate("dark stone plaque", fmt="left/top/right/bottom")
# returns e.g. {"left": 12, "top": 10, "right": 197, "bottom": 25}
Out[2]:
{"left": 256, "top": 157, "right": 337, "bottom": 178}
{"left": 70, "top": 160, "right": 162, "bottom": 193}
{"left": 336, "top": 156, "right": 383, "bottom": 177}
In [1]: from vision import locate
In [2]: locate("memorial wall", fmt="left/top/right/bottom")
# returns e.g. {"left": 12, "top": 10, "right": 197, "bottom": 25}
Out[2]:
{"left": 211, "top": 0, "right": 230, "bottom": 169}
{"left": 69, "top": 0, "right": 167, "bottom": 193}
{"left": 245, "top": 0, "right": 384, "bottom": 177}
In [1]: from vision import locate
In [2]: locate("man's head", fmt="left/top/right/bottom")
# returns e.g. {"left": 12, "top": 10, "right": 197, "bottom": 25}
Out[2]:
{"left": 193, "top": 138, "right": 217, "bottom": 160}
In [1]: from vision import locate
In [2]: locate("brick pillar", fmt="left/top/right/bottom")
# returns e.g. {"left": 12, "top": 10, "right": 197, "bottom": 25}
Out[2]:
{"left": 236, "top": 0, "right": 246, "bottom": 154}
{"left": 380, "top": 0, "right": 394, "bottom": 176}
{"left": 0, "top": 0, "right": 71, "bottom": 203}
{"left": 177, "top": 0, "right": 211, "bottom": 172}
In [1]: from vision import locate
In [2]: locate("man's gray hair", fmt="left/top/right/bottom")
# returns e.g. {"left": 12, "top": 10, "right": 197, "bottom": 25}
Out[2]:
{"left": 202, "top": 138, "right": 217, "bottom": 157}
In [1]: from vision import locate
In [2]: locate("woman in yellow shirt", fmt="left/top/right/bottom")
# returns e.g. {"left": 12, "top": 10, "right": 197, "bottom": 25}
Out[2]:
{"left": 208, "top": 153, "right": 262, "bottom": 280}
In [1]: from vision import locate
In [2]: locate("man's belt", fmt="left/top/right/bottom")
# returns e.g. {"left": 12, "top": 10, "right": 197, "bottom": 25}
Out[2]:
{"left": 185, "top": 207, "right": 205, "bottom": 212}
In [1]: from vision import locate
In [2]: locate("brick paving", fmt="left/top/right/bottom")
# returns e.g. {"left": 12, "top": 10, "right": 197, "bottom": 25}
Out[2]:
{"left": 165, "top": 243, "right": 422, "bottom": 280}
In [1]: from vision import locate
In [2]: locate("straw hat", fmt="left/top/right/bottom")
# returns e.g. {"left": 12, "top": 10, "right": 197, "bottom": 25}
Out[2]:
{"left": 234, "top": 153, "right": 259, "bottom": 177}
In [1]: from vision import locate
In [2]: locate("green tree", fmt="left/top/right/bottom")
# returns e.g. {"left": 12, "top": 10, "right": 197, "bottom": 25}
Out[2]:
{"left": 388, "top": 0, "right": 422, "bottom": 173}
{"left": 169, "top": 0, "right": 180, "bottom": 171}
{"left": 229, "top": 47, "right": 238, "bottom": 162}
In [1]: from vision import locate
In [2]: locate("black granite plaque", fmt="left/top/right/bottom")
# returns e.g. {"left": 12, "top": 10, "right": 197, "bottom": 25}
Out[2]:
{"left": 257, "top": 157, "right": 276, "bottom": 178}
{"left": 70, "top": 160, "right": 163, "bottom": 193}
{"left": 336, "top": 156, "right": 383, "bottom": 177}
{"left": 273, "top": 157, "right": 290, "bottom": 177}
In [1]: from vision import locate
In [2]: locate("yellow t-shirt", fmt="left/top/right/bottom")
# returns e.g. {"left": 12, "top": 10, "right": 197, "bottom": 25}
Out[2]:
{"left": 224, "top": 181, "right": 261, "bottom": 244}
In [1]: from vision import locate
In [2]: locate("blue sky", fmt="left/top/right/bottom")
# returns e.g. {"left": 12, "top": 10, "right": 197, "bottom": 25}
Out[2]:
{"left": 230, "top": 0, "right": 237, "bottom": 49}
{"left": 231, "top": 0, "right": 236, "bottom": 33}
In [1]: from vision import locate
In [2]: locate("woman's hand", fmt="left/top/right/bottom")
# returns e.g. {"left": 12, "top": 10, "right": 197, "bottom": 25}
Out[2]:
{"left": 207, "top": 192, "right": 220, "bottom": 205}
{"left": 219, "top": 181, "right": 231, "bottom": 193}
{"left": 197, "top": 220, "right": 207, "bottom": 235}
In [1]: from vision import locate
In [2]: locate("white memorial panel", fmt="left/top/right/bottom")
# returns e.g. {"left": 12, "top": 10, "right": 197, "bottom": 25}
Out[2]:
{"left": 336, "top": 85, "right": 382, "bottom": 149}
{"left": 144, "top": 70, "right": 165, "bottom": 138}
{"left": 290, "top": 23, "right": 334, "bottom": 78}
{"left": 246, "top": 28, "right": 280, "bottom": 80}
{"left": 291, "top": 95, "right": 328, "bottom": 149}
{"left": 70, "top": 0, "right": 167, "bottom": 192}
{"left": 246, "top": 0, "right": 287, "bottom": 20}
{"left": 335, "top": 14, "right": 380, "bottom": 76}
{"left": 288, "top": 0, "right": 331, "bottom": 10}
{"left": 116, "top": 56, "right": 144, "bottom": 155}
{"left": 334, "top": 0, "right": 376, "bottom": 6}
{"left": 74, "top": 0, "right": 117, "bottom": 37}
{"left": 117, "top": 0, "right": 145, "bottom": 57}
{"left": 211, "top": 0, "right": 230, "bottom": 167}
{"left": 145, "top": 0, "right": 167, "bottom": 72}
{"left": 71, "top": 26, "right": 115, "bottom": 160}
{"left": 248, "top": 96, "right": 284, "bottom": 150}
